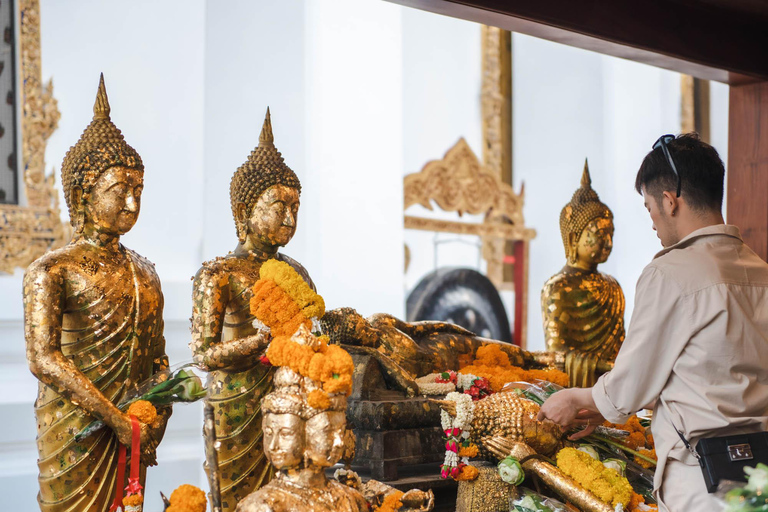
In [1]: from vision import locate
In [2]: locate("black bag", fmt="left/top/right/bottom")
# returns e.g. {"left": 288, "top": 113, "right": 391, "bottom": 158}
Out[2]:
{"left": 695, "top": 433, "right": 768, "bottom": 493}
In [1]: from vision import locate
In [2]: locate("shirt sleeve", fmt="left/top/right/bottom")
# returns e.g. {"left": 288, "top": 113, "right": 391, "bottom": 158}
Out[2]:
{"left": 592, "top": 265, "right": 691, "bottom": 423}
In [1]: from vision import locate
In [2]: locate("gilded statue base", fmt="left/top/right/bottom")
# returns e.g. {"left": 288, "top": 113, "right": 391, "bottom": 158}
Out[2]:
{"left": 455, "top": 462, "right": 517, "bottom": 512}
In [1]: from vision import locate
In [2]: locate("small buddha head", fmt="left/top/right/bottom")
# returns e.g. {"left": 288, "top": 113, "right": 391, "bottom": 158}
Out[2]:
{"left": 262, "top": 389, "right": 307, "bottom": 470}
{"left": 303, "top": 410, "right": 347, "bottom": 469}
{"left": 61, "top": 74, "right": 144, "bottom": 237}
{"left": 230, "top": 108, "right": 301, "bottom": 250}
{"left": 560, "top": 160, "right": 614, "bottom": 270}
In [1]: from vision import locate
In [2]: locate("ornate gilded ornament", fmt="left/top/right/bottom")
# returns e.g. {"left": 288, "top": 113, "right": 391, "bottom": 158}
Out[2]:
{"left": 0, "top": 0, "right": 69, "bottom": 273}
{"left": 191, "top": 108, "right": 312, "bottom": 512}
{"left": 23, "top": 75, "right": 171, "bottom": 512}
{"left": 541, "top": 160, "right": 625, "bottom": 387}
{"left": 403, "top": 138, "right": 534, "bottom": 346}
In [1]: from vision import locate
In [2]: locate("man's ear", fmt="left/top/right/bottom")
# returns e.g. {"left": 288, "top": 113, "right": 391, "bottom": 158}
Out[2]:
{"left": 661, "top": 190, "right": 680, "bottom": 216}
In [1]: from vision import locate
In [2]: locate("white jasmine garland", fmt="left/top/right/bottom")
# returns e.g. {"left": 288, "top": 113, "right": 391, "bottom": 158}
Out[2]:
{"left": 456, "top": 373, "right": 479, "bottom": 390}
{"left": 416, "top": 373, "right": 456, "bottom": 396}
{"left": 440, "top": 391, "right": 476, "bottom": 478}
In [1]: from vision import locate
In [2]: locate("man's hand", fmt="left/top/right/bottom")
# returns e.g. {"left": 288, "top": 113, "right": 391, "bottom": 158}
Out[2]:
{"left": 537, "top": 388, "right": 582, "bottom": 426}
{"left": 537, "top": 387, "right": 602, "bottom": 441}
{"left": 568, "top": 410, "right": 605, "bottom": 440}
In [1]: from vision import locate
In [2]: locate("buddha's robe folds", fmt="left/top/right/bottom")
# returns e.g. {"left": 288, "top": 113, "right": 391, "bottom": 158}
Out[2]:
{"left": 235, "top": 474, "right": 369, "bottom": 512}
{"left": 191, "top": 253, "right": 312, "bottom": 512}
{"left": 25, "top": 246, "right": 168, "bottom": 512}
{"left": 541, "top": 268, "right": 625, "bottom": 387}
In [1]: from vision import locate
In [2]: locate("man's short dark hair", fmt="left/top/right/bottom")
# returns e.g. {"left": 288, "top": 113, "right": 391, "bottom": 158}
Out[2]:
{"left": 635, "top": 133, "right": 725, "bottom": 212}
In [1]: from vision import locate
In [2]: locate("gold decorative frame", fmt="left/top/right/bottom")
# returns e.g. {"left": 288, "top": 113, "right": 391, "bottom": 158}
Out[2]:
{"left": 403, "top": 138, "right": 535, "bottom": 347}
{"left": 681, "top": 75, "right": 710, "bottom": 143}
{"left": 0, "top": 0, "right": 68, "bottom": 274}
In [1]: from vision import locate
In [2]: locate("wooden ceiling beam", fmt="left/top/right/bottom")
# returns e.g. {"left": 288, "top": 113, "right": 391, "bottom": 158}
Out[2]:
{"left": 387, "top": 0, "right": 768, "bottom": 84}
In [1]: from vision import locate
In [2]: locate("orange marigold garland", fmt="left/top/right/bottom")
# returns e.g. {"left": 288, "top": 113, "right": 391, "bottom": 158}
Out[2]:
{"left": 374, "top": 490, "right": 404, "bottom": 512}
{"left": 126, "top": 400, "right": 157, "bottom": 425}
{"left": 122, "top": 493, "right": 144, "bottom": 511}
{"left": 260, "top": 259, "right": 325, "bottom": 319}
{"left": 266, "top": 330, "right": 354, "bottom": 403}
{"left": 455, "top": 464, "right": 480, "bottom": 481}
{"left": 167, "top": 484, "right": 207, "bottom": 512}
{"left": 461, "top": 344, "right": 568, "bottom": 391}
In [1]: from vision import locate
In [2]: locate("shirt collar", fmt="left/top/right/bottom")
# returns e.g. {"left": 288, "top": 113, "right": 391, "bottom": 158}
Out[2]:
{"left": 653, "top": 224, "right": 742, "bottom": 260}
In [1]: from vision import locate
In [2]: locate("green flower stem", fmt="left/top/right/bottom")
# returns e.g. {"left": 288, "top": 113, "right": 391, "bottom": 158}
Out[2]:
{"left": 590, "top": 434, "right": 657, "bottom": 466}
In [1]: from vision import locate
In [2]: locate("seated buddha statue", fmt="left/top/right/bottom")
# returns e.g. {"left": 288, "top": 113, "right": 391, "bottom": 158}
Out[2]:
{"left": 23, "top": 75, "right": 171, "bottom": 512}
{"left": 541, "top": 160, "right": 625, "bottom": 387}
{"left": 190, "top": 109, "right": 313, "bottom": 511}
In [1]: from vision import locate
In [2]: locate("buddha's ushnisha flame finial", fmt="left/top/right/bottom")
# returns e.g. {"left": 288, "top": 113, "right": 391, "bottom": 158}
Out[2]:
{"left": 558, "top": 157, "right": 613, "bottom": 254}
{"left": 60, "top": 74, "right": 144, "bottom": 224}
{"left": 93, "top": 72, "right": 111, "bottom": 120}
{"left": 581, "top": 158, "right": 591, "bottom": 188}
{"left": 230, "top": 107, "right": 302, "bottom": 234}
{"left": 259, "top": 107, "right": 274, "bottom": 147}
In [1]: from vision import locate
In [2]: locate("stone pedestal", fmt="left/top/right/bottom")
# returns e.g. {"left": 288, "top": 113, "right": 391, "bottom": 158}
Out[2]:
{"left": 345, "top": 352, "right": 445, "bottom": 480}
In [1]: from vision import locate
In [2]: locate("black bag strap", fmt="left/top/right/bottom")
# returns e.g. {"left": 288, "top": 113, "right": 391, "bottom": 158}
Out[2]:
{"left": 659, "top": 396, "right": 701, "bottom": 461}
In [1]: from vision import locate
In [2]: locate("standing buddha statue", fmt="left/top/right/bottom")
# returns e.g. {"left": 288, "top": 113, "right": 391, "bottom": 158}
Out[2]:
{"left": 190, "top": 108, "right": 312, "bottom": 512}
{"left": 23, "top": 74, "right": 171, "bottom": 512}
{"left": 541, "top": 160, "right": 625, "bottom": 387}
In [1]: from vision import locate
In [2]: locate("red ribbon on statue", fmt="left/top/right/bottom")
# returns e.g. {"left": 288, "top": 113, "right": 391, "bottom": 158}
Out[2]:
{"left": 109, "top": 416, "right": 143, "bottom": 512}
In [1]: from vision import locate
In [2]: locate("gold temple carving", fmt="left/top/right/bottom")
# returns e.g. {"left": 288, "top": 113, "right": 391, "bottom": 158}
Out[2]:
{"left": 0, "top": 0, "right": 69, "bottom": 273}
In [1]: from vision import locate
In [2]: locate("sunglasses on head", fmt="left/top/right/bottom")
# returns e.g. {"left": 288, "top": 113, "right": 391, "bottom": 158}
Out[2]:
{"left": 652, "top": 134, "right": 681, "bottom": 197}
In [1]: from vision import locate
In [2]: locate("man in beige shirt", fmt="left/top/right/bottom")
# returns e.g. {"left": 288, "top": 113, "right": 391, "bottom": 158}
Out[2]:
{"left": 539, "top": 133, "right": 768, "bottom": 511}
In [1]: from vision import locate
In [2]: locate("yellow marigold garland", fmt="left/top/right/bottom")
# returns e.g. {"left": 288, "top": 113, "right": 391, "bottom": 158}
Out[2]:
{"left": 374, "top": 490, "right": 404, "bottom": 512}
{"left": 126, "top": 400, "right": 157, "bottom": 425}
{"left": 461, "top": 344, "right": 569, "bottom": 391}
{"left": 556, "top": 447, "right": 633, "bottom": 508}
{"left": 260, "top": 259, "right": 325, "bottom": 319}
{"left": 168, "top": 484, "right": 207, "bottom": 512}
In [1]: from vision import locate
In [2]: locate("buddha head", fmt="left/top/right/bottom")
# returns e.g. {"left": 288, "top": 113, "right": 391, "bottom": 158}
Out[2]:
{"left": 61, "top": 74, "right": 144, "bottom": 238}
{"left": 560, "top": 160, "right": 614, "bottom": 270}
{"left": 301, "top": 376, "right": 348, "bottom": 469}
{"left": 262, "top": 388, "right": 307, "bottom": 471}
{"left": 230, "top": 108, "right": 302, "bottom": 251}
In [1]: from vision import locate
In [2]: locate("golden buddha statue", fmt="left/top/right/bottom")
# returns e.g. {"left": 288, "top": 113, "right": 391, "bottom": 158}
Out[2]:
{"left": 541, "top": 160, "right": 625, "bottom": 387}
{"left": 320, "top": 308, "right": 537, "bottom": 390}
{"left": 23, "top": 74, "right": 171, "bottom": 512}
{"left": 190, "top": 108, "right": 312, "bottom": 511}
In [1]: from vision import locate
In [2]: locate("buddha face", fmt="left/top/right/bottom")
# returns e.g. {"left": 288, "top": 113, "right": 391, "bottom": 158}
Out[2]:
{"left": 570, "top": 217, "right": 613, "bottom": 268}
{"left": 263, "top": 413, "right": 305, "bottom": 470}
{"left": 237, "top": 184, "right": 299, "bottom": 249}
{"left": 303, "top": 411, "right": 346, "bottom": 468}
{"left": 77, "top": 166, "right": 143, "bottom": 236}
